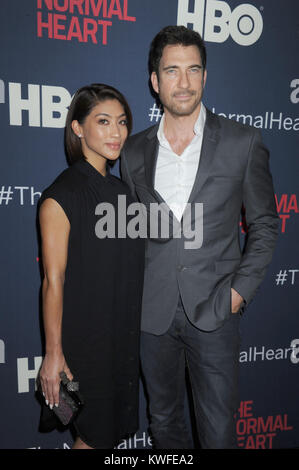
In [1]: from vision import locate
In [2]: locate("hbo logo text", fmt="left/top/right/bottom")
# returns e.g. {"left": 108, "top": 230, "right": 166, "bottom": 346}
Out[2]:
{"left": 177, "top": 0, "right": 263, "bottom": 46}
{"left": 8, "top": 82, "right": 72, "bottom": 128}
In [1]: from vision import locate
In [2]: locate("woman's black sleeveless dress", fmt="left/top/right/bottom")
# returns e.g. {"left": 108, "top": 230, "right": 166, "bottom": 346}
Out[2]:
{"left": 39, "top": 159, "right": 144, "bottom": 448}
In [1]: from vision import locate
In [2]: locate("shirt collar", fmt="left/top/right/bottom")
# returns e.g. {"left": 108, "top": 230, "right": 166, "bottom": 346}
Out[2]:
{"left": 194, "top": 103, "right": 206, "bottom": 136}
{"left": 157, "top": 103, "right": 206, "bottom": 147}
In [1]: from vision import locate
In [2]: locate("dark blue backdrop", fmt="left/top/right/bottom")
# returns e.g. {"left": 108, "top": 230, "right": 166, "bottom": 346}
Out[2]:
{"left": 0, "top": 0, "right": 298, "bottom": 449}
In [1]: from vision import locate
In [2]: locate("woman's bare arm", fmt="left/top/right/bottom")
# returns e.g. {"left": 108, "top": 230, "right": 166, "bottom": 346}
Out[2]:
{"left": 39, "top": 198, "right": 73, "bottom": 408}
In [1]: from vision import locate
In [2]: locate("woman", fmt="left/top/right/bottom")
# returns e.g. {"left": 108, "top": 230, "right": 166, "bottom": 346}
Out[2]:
{"left": 38, "top": 84, "right": 144, "bottom": 449}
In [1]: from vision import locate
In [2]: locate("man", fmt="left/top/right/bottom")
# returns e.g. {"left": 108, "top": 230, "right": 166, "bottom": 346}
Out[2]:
{"left": 121, "top": 26, "right": 279, "bottom": 449}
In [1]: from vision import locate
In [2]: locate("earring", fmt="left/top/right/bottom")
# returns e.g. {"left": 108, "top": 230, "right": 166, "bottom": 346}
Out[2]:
{"left": 78, "top": 134, "right": 82, "bottom": 138}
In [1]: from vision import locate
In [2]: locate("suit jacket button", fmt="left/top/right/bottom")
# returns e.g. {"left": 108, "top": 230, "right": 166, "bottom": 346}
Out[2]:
{"left": 178, "top": 265, "right": 187, "bottom": 272}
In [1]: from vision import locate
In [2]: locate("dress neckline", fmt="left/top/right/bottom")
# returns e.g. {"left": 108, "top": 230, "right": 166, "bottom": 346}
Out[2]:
{"left": 74, "top": 159, "right": 110, "bottom": 180}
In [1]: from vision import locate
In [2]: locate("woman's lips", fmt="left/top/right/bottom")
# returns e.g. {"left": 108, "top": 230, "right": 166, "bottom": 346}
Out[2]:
{"left": 106, "top": 143, "right": 121, "bottom": 150}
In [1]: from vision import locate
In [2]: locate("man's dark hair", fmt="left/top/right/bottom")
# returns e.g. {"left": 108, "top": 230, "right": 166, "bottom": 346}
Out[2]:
{"left": 148, "top": 25, "right": 207, "bottom": 77}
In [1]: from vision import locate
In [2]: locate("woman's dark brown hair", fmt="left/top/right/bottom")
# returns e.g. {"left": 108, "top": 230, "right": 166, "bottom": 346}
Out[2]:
{"left": 65, "top": 83, "right": 133, "bottom": 164}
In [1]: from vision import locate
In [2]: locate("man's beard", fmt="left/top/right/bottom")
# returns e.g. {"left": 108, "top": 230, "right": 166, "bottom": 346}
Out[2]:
{"left": 160, "top": 90, "right": 203, "bottom": 117}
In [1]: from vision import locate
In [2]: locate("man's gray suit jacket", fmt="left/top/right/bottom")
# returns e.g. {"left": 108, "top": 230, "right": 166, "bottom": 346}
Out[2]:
{"left": 121, "top": 108, "right": 279, "bottom": 334}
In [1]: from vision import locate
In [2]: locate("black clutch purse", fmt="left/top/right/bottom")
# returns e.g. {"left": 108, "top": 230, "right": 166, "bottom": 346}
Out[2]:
{"left": 53, "top": 371, "right": 84, "bottom": 425}
{"left": 37, "top": 371, "right": 84, "bottom": 427}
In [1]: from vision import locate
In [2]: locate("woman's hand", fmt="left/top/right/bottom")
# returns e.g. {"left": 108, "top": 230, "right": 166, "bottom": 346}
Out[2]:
{"left": 39, "top": 352, "right": 73, "bottom": 408}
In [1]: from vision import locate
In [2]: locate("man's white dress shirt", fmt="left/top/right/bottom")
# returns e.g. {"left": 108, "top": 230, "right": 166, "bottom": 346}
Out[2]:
{"left": 154, "top": 104, "right": 206, "bottom": 222}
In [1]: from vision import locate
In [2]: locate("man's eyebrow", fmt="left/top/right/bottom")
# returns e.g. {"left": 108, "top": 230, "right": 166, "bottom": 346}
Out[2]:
{"left": 162, "top": 64, "right": 202, "bottom": 70}
{"left": 162, "top": 65, "right": 179, "bottom": 70}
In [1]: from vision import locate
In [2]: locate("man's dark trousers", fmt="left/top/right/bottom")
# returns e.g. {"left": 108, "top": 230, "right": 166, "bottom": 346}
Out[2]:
{"left": 140, "top": 297, "right": 241, "bottom": 449}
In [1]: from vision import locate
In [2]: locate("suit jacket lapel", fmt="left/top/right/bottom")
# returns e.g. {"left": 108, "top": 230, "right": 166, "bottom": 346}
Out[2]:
{"left": 144, "top": 126, "right": 158, "bottom": 190}
{"left": 186, "top": 108, "right": 221, "bottom": 205}
{"left": 144, "top": 125, "right": 167, "bottom": 205}
{"left": 143, "top": 125, "right": 178, "bottom": 225}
